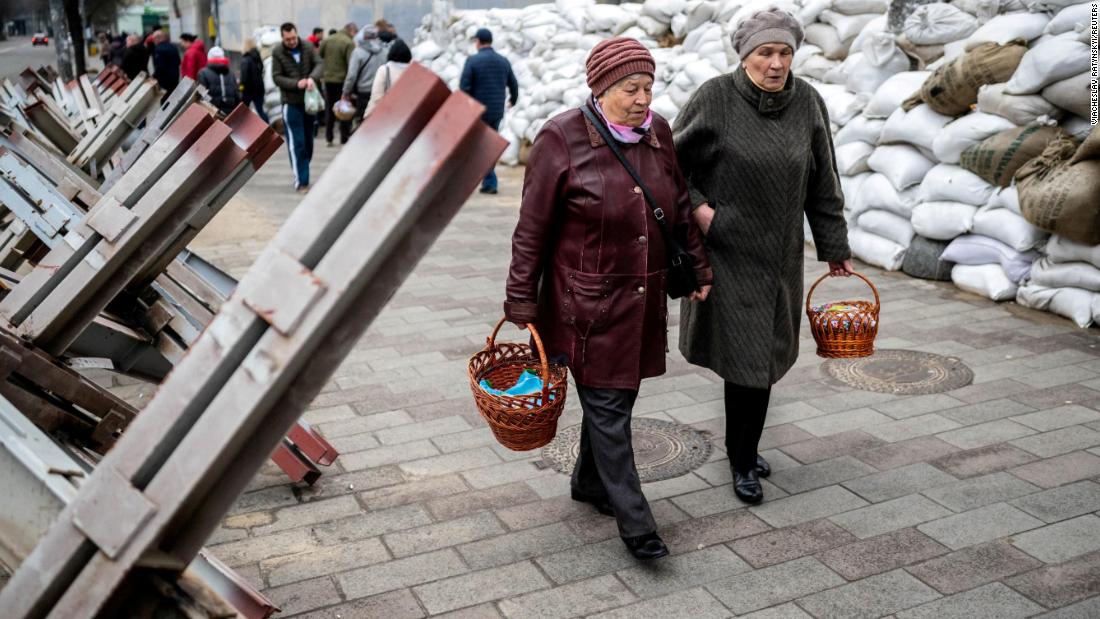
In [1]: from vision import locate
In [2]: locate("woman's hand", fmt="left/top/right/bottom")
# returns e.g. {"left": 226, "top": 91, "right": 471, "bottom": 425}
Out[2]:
{"left": 693, "top": 203, "right": 715, "bottom": 236}
{"left": 689, "top": 285, "right": 712, "bottom": 302}
{"left": 827, "top": 259, "right": 855, "bottom": 277}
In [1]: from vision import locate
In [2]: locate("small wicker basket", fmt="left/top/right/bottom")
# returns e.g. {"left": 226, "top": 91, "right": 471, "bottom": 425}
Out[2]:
{"left": 806, "top": 271, "right": 880, "bottom": 359}
{"left": 468, "top": 318, "right": 568, "bottom": 451}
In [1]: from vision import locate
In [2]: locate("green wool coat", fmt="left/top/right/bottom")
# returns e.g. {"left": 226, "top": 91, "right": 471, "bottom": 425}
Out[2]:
{"left": 672, "top": 66, "right": 851, "bottom": 389}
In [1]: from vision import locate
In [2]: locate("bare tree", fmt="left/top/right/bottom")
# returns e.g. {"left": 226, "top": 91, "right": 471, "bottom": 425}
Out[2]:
{"left": 48, "top": 0, "right": 76, "bottom": 80}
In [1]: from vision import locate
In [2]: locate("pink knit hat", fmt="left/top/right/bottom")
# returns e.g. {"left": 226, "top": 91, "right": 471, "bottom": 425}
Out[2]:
{"left": 585, "top": 37, "right": 656, "bottom": 97}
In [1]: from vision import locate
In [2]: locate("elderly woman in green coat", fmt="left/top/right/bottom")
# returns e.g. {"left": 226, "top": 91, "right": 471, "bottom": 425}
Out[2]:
{"left": 673, "top": 8, "right": 853, "bottom": 505}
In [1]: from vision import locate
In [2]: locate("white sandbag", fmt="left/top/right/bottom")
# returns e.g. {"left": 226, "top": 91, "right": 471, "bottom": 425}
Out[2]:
{"left": 858, "top": 209, "right": 916, "bottom": 247}
{"left": 850, "top": 16, "right": 889, "bottom": 54}
{"left": 841, "top": 172, "right": 874, "bottom": 207}
{"left": 976, "top": 83, "right": 1063, "bottom": 126}
{"left": 868, "top": 144, "right": 936, "bottom": 191}
{"left": 851, "top": 173, "right": 919, "bottom": 217}
{"left": 847, "top": 36, "right": 910, "bottom": 94}
{"left": 911, "top": 201, "right": 979, "bottom": 240}
{"left": 951, "top": 264, "right": 1018, "bottom": 301}
{"left": 965, "top": 13, "right": 1050, "bottom": 50}
{"left": 821, "top": 89, "right": 868, "bottom": 126}
{"left": 820, "top": 11, "right": 880, "bottom": 42}
{"left": 835, "top": 115, "right": 886, "bottom": 145}
{"left": 1030, "top": 257, "right": 1100, "bottom": 292}
{"left": 800, "top": 55, "right": 842, "bottom": 81}
{"left": 836, "top": 142, "right": 875, "bottom": 175}
{"left": 651, "top": 94, "right": 679, "bottom": 121}
{"left": 1061, "top": 115, "right": 1092, "bottom": 142}
{"left": 951, "top": 0, "right": 1026, "bottom": 15}
{"left": 864, "top": 71, "right": 931, "bottom": 119}
{"left": 800, "top": 0, "right": 832, "bottom": 23}
{"left": 499, "top": 128, "right": 521, "bottom": 166}
{"left": 985, "top": 185, "right": 1021, "bottom": 214}
{"left": 849, "top": 228, "right": 907, "bottom": 271}
{"left": 941, "top": 234, "right": 1039, "bottom": 282}
{"left": 805, "top": 23, "right": 851, "bottom": 60}
{"left": 904, "top": 3, "right": 978, "bottom": 45}
{"left": 1004, "top": 39, "right": 1090, "bottom": 95}
{"left": 684, "top": 0, "right": 718, "bottom": 31}
{"left": 684, "top": 61, "right": 721, "bottom": 85}
{"left": 1047, "top": 235, "right": 1100, "bottom": 268}
{"left": 1017, "top": 283, "right": 1095, "bottom": 328}
{"left": 1027, "top": 0, "right": 1098, "bottom": 12}
{"left": 1046, "top": 2, "right": 1096, "bottom": 34}
{"left": 413, "top": 40, "right": 444, "bottom": 61}
{"left": 793, "top": 45, "right": 823, "bottom": 71}
{"left": 932, "top": 112, "right": 1017, "bottom": 164}
{"left": 637, "top": 15, "right": 670, "bottom": 36}
{"left": 880, "top": 105, "right": 953, "bottom": 151}
{"left": 918, "top": 164, "right": 996, "bottom": 206}
{"left": 833, "top": 0, "right": 889, "bottom": 14}
{"left": 584, "top": 4, "right": 626, "bottom": 32}
{"left": 642, "top": 0, "right": 686, "bottom": 22}
{"left": 1043, "top": 71, "right": 1091, "bottom": 118}
{"left": 971, "top": 206, "right": 1049, "bottom": 252}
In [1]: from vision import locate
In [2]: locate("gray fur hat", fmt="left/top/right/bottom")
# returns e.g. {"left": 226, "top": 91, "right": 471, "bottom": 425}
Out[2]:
{"left": 731, "top": 8, "right": 804, "bottom": 57}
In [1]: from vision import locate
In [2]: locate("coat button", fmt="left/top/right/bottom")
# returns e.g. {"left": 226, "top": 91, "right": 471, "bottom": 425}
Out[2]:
{"left": 633, "top": 186, "right": 641, "bottom": 194}
{"left": 767, "top": 97, "right": 774, "bottom": 105}
{"left": 637, "top": 236, "right": 647, "bottom": 244}
{"left": 637, "top": 286, "right": 645, "bottom": 294}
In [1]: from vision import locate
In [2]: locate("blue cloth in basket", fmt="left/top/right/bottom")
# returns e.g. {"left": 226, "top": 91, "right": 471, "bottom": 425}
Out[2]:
{"left": 480, "top": 369, "right": 555, "bottom": 407}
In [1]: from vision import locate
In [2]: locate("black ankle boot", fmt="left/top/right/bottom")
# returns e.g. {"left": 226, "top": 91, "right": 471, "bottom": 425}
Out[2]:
{"left": 622, "top": 532, "right": 669, "bottom": 560}
{"left": 755, "top": 454, "right": 771, "bottom": 478}
{"left": 733, "top": 468, "right": 763, "bottom": 504}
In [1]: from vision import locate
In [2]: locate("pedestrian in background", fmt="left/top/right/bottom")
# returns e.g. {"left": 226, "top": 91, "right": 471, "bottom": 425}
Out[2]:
{"left": 375, "top": 19, "right": 398, "bottom": 43}
{"left": 460, "top": 28, "right": 518, "bottom": 194}
{"left": 121, "top": 34, "right": 148, "bottom": 80}
{"left": 144, "top": 24, "right": 162, "bottom": 53}
{"left": 364, "top": 39, "right": 412, "bottom": 117}
{"left": 239, "top": 37, "right": 269, "bottom": 122}
{"left": 342, "top": 26, "right": 388, "bottom": 124}
{"left": 180, "top": 33, "right": 207, "bottom": 81}
{"left": 308, "top": 27, "right": 324, "bottom": 47}
{"left": 151, "top": 30, "right": 181, "bottom": 95}
{"left": 198, "top": 46, "right": 240, "bottom": 116}
{"left": 319, "top": 22, "right": 357, "bottom": 146}
{"left": 272, "top": 22, "right": 323, "bottom": 193}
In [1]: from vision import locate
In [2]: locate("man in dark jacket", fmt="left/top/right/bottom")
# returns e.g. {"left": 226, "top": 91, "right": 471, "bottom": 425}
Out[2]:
{"left": 319, "top": 22, "right": 356, "bottom": 146}
{"left": 197, "top": 46, "right": 240, "bottom": 116}
{"left": 121, "top": 34, "right": 148, "bottom": 79}
{"left": 151, "top": 31, "right": 181, "bottom": 96}
{"left": 460, "top": 28, "right": 519, "bottom": 194}
{"left": 271, "top": 21, "right": 323, "bottom": 193}
{"left": 239, "top": 38, "right": 268, "bottom": 122}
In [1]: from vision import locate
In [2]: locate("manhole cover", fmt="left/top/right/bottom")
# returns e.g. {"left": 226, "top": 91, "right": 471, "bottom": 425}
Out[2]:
{"left": 824, "top": 349, "right": 974, "bottom": 395}
{"left": 541, "top": 418, "right": 713, "bottom": 483}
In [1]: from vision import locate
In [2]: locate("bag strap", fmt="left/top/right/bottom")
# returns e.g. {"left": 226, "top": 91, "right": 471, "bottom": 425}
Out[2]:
{"left": 579, "top": 103, "right": 686, "bottom": 264}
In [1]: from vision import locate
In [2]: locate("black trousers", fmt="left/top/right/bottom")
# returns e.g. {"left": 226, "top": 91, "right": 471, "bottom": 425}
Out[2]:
{"left": 571, "top": 384, "right": 657, "bottom": 538}
{"left": 323, "top": 81, "right": 350, "bottom": 144}
{"left": 725, "top": 382, "right": 772, "bottom": 474}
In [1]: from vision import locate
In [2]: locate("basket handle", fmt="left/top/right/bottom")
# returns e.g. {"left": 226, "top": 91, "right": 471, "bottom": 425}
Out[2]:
{"left": 805, "top": 270, "right": 880, "bottom": 315}
{"left": 486, "top": 317, "right": 552, "bottom": 401}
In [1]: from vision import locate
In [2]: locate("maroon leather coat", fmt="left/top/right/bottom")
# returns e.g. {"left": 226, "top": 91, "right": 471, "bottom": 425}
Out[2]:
{"left": 504, "top": 105, "right": 712, "bottom": 389}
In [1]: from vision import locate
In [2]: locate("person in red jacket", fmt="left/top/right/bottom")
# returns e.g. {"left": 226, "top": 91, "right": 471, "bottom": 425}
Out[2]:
{"left": 180, "top": 33, "right": 207, "bottom": 80}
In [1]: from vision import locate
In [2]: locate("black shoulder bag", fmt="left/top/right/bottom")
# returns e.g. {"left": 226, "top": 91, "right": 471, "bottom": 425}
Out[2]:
{"left": 580, "top": 104, "right": 700, "bottom": 299}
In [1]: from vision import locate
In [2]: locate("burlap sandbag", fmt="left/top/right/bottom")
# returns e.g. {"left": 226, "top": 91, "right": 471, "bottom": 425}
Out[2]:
{"left": 960, "top": 125, "right": 1066, "bottom": 187}
{"left": 1016, "top": 126, "right": 1100, "bottom": 245}
{"left": 901, "top": 39, "right": 1027, "bottom": 115}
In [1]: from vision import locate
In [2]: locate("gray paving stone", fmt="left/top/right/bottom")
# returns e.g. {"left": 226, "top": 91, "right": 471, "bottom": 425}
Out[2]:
{"left": 432, "top": 603, "right": 504, "bottom": 618}
{"left": 1017, "top": 365, "right": 1098, "bottom": 389}
{"left": 923, "top": 472, "right": 1041, "bottom": 513}
{"left": 458, "top": 523, "right": 582, "bottom": 570}
{"left": 762, "top": 401, "right": 828, "bottom": 428}
{"left": 855, "top": 436, "right": 961, "bottom": 471}
{"left": 872, "top": 393, "right": 967, "bottom": 420}
{"left": 251, "top": 495, "right": 363, "bottom": 537}
{"left": 586, "top": 588, "right": 731, "bottom": 619}
{"left": 299, "top": 466, "right": 408, "bottom": 503}
{"left": 1011, "top": 481, "right": 1100, "bottom": 523}
{"left": 534, "top": 538, "right": 636, "bottom": 585}
{"left": 795, "top": 569, "right": 942, "bottom": 619}
{"left": 661, "top": 509, "right": 772, "bottom": 554}
{"left": 842, "top": 463, "right": 958, "bottom": 503}
{"left": 930, "top": 444, "right": 1039, "bottom": 479}
{"left": 496, "top": 574, "right": 637, "bottom": 619}
{"left": 906, "top": 540, "right": 1042, "bottom": 595}
{"left": 1005, "top": 551, "right": 1100, "bottom": 608}
{"left": 917, "top": 503, "right": 1044, "bottom": 550}
{"left": 1010, "top": 451, "right": 1100, "bottom": 489}
{"left": 778, "top": 431, "right": 887, "bottom": 464}
{"left": 829, "top": 493, "right": 953, "bottom": 540}
{"left": 328, "top": 431, "right": 381, "bottom": 453}
{"left": 494, "top": 495, "right": 593, "bottom": 531}
{"left": 432, "top": 427, "right": 499, "bottom": 453}
{"left": 1011, "top": 405, "right": 1100, "bottom": 432}
{"left": 728, "top": 519, "right": 856, "bottom": 568}
{"left": 293, "top": 589, "right": 426, "bottom": 619}
{"left": 865, "top": 414, "right": 962, "bottom": 443}
{"left": 428, "top": 482, "right": 541, "bottom": 521}
{"left": 795, "top": 408, "right": 893, "bottom": 437}
{"left": 759, "top": 424, "right": 816, "bottom": 451}
{"left": 802, "top": 390, "right": 900, "bottom": 414}
{"left": 896, "top": 582, "right": 1045, "bottom": 619}
{"left": 340, "top": 440, "right": 441, "bottom": 471}
{"left": 739, "top": 603, "right": 813, "bottom": 618}
{"left": 937, "top": 399, "right": 1036, "bottom": 426}
{"left": 462, "top": 459, "right": 554, "bottom": 490}
{"left": 1034, "top": 595, "right": 1100, "bottom": 618}
{"left": 399, "top": 447, "right": 503, "bottom": 477}
{"left": 639, "top": 472, "right": 711, "bottom": 501}
{"left": 818, "top": 528, "right": 948, "bottom": 580}
{"left": 749, "top": 486, "right": 870, "bottom": 528}
{"left": 670, "top": 484, "right": 752, "bottom": 518}
{"left": 263, "top": 537, "right": 390, "bottom": 587}
{"left": 768, "top": 456, "right": 878, "bottom": 494}
{"left": 208, "top": 529, "right": 319, "bottom": 567}
{"left": 263, "top": 576, "right": 342, "bottom": 616}
{"left": 948, "top": 379, "right": 1034, "bottom": 405}
{"left": 1011, "top": 515, "right": 1100, "bottom": 563}
{"left": 313, "top": 504, "right": 434, "bottom": 545}
{"left": 706, "top": 557, "right": 844, "bottom": 614}
{"left": 358, "top": 474, "right": 469, "bottom": 511}
{"left": 936, "top": 419, "right": 1037, "bottom": 450}
{"left": 228, "top": 485, "right": 298, "bottom": 516}
{"left": 337, "top": 549, "right": 469, "bottom": 600}
{"left": 1010, "top": 426, "right": 1100, "bottom": 458}
{"left": 376, "top": 416, "right": 472, "bottom": 445}
{"left": 317, "top": 409, "right": 415, "bottom": 438}
{"left": 383, "top": 512, "right": 505, "bottom": 558}
{"left": 413, "top": 561, "right": 550, "bottom": 615}
{"left": 565, "top": 499, "right": 690, "bottom": 545}
{"left": 616, "top": 545, "right": 750, "bottom": 598}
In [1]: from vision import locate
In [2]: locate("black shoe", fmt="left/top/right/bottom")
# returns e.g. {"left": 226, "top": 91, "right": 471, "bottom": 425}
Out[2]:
{"left": 571, "top": 489, "right": 614, "bottom": 517}
{"left": 479, "top": 187, "right": 498, "bottom": 194}
{"left": 733, "top": 469, "right": 763, "bottom": 504}
{"left": 755, "top": 454, "right": 771, "bottom": 478}
{"left": 622, "top": 532, "right": 669, "bottom": 560}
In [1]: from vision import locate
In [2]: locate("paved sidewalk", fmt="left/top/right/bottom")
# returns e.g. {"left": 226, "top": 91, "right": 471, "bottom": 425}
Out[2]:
{"left": 154, "top": 142, "right": 1100, "bottom": 617}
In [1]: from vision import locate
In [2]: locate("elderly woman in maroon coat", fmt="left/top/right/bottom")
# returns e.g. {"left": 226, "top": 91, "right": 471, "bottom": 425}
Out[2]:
{"left": 504, "top": 38, "right": 712, "bottom": 560}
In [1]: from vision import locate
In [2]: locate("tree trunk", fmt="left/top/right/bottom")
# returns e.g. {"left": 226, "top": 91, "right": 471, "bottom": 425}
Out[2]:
{"left": 49, "top": 0, "right": 75, "bottom": 81}
{"left": 0, "top": 11, "right": 8, "bottom": 42}
{"left": 64, "top": 0, "right": 85, "bottom": 76}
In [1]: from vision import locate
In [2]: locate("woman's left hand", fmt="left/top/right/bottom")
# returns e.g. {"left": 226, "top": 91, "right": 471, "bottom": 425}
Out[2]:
{"left": 827, "top": 259, "right": 855, "bottom": 277}
{"left": 689, "top": 285, "right": 712, "bottom": 302}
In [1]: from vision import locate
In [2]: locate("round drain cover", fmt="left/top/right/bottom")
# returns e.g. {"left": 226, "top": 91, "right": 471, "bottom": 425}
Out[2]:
{"left": 541, "top": 418, "right": 713, "bottom": 483}
{"left": 824, "top": 349, "right": 974, "bottom": 395}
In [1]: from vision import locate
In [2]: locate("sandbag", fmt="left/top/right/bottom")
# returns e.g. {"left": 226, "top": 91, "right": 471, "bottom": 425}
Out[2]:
{"left": 986, "top": 185, "right": 1022, "bottom": 215}
{"left": 1043, "top": 71, "right": 1091, "bottom": 119}
{"left": 834, "top": 0, "right": 889, "bottom": 14}
{"left": 903, "top": 235, "right": 955, "bottom": 280}
{"left": 1016, "top": 283, "right": 1095, "bottom": 328}
{"left": 1027, "top": 0, "right": 1098, "bottom": 12}
{"left": 846, "top": 35, "right": 911, "bottom": 94}
{"left": 911, "top": 201, "right": 979, "bottom": 240}
{"left": 1045, "top": 2, "right": 1096, "bottom": 35}
{"left": 951, "top": 264, "right": 1018, "bottom": 301}
{"left": 952, "top": 0, "right": 1028, "bottom": 15}
{"left": 976, "top": 83, "right": 1062, "bottom": 126}
{"left": 960, "top": 126, "right": 1067, "bottom": 187}
{"left": 965, "top": 13, "right": 1050, "bottom": 50}
{"left": 919, "top": 164, "right": 996, "bottom": 206}
{"left": 820, "top": 11, "right": 880, "bottom": 42}
{"left": 880, "top": 104, "right": 953, "bottom": 151}
{"left": 850, "top": 16, "right": 889, "bottom": 54}
{"left": 840, "top": 172, "right": 874, "bottom": 205}
{"left": 1004, "top": 39, "right": 1090, "bottom": 95}
{"left": 849, "top": 228, "right": 907, "bottom": 271}
{"left": 1016, "top": 128, "right": 1100, "bottom": 245}
{"left": 1062, "top": 116, "right": 1093, "bottom": 142}
{"left": 805, "top": 23, "right": 852, "bottom": 60}
{"left": 1030, "top": 257, "right": 1100, "bottom": 292}
{"left": 858, "top": 209, "right": 915, "bottom": 247}
{"left": 904, "top": 3, "right": 978, "bottom": 45}
{"left": 868, "top": 144, "right": 936, "bottom": 190}
{"left": 941, "top": 234, "right": 1039, "bottom": 282}
{"left": 1047, "top": 235, "right": 1100, "bottom": 268}
{"left": 800, "top": 55, "right": 842, "bottom": 81}
{"left": 851, "top": 173, "right": 919, "bottom": 217}
{"left": 895, "top": 34, "right": 946, "bottom": 68}
{"left": 972, "top": 207, "right": 1049, "bottom": 252}
{"left": 905, "top": 40, "right": 1027, "bottom": 116}
{"left": 932, "top": 112, "right": 1017, "bottom": 164}
{"left": 836, "top": 115, "right": 886, "bottom": 145}
{"left": 837, "top": 141, "right": 875, "bottom": 175}
{"left": 866, "top": 71, "right": 930, "bottom": 118}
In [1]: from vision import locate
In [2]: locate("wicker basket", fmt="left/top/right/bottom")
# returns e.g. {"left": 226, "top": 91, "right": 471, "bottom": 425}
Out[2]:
{"left": 468, "top": 317, "right": 568, "bottom": 451}
{"left": 806, "top": 271, "right": 880, "bottom": 359}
